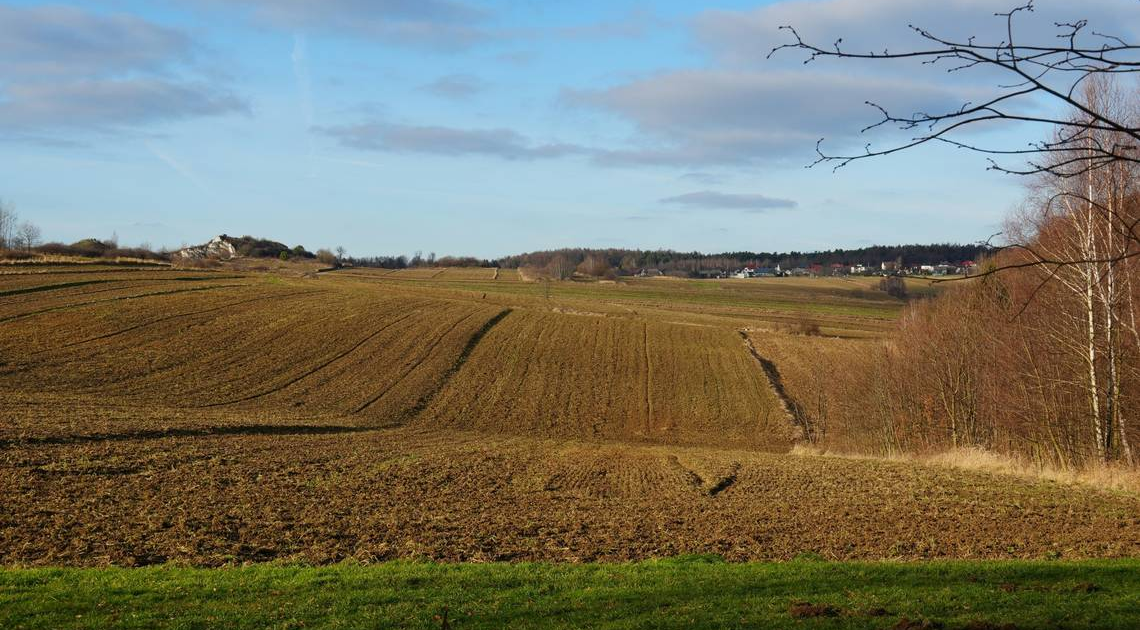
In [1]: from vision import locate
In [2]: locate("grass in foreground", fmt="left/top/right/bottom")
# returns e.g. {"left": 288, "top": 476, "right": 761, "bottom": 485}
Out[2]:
{"left": 2, "top": 557, "right": 1138, "bottom": 629}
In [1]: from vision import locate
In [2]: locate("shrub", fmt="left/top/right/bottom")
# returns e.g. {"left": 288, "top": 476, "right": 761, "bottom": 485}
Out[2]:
{"left": 878, "top": 276, "right": 908, "bottom": 298}
{"left": 792, "top": 316, "right": 822, "bottom": 336}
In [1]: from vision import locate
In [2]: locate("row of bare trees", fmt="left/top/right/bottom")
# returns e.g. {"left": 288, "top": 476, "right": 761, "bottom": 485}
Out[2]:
{"left": 767, "top": 4, "right": 1140, "bottom": 469}
{"left": 798, "top": 78, "right": 1139, "bottom": 468}
{"left": 0, "top": 200, "right": 42, "bottom": 253}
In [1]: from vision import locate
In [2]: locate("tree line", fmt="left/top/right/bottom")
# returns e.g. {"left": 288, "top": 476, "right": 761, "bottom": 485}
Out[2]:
{"left": 497, "top": 244, "right": 989, "bottom": 278}
{"left": 0, "top": 200, "right": 42, "bottom": 254}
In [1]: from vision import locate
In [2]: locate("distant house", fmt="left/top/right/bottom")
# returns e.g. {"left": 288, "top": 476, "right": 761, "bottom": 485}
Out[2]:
{"left": 636, "top": 268, "right": 663, "bottom": 277}
{"left": 732, "top": 264, "right": 784, "bottom": 278}
{"left": 695, "top": 269, "right": 725, "bottom": 278}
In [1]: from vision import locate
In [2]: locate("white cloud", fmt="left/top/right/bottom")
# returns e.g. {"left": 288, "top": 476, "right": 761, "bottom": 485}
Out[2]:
{"left": 561, "top": 0, "right": 1139, "bottom": 168}
{"left": 317, "top": 122, "right": 585, "bottom": 160}
{"left": 699, "top": 0, "right": 1139, "bottom": 71}
{"left": 183, "top": 0, "right": 490, "bottom": 50}
{"left": 567, "top": 70, "right": 966, "bottom": 166}
{"left": 419, "top": 74, "right": 485, "bottom": 100}
{"left": 0, "top": 79, "right": 247, "bottom": 133}
{"left": 660, "top": 191, "right": 797, "bottom": 211}
{"left": 0, "top": 5, "right": 246, "bottom": 137}
{"left": 0, "top": 5, "right": 190, "bottom": 78}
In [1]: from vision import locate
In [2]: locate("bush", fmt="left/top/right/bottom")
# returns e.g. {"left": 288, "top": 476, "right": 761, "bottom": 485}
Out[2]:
{"left": 878, "top": 276, "right": 908, "bottom": 298}
{"left": 791, "top": 316, "right": 821, "bottom": 336}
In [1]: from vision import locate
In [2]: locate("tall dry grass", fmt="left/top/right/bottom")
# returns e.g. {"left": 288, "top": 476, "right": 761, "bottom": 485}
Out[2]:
{"left": 791, "top": 443, "right": 1140, "bottom": 493}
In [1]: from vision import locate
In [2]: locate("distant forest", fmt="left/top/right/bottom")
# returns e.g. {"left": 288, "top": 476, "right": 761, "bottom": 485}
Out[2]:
{"left": 345, "top": 243, "right": 991, "bottom": 274}
{"left": 495, "top": 244, "right": 990, "bottom": 273}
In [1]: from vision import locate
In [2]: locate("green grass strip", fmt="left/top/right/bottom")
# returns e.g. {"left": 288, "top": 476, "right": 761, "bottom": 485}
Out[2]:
{"left": 2, "top": 557, "right": 1138, "bottom": 629}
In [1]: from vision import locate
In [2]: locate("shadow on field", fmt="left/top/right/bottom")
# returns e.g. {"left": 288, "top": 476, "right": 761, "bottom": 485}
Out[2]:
{"left": 0, "top": 424, "right": 378, "bottom": 448}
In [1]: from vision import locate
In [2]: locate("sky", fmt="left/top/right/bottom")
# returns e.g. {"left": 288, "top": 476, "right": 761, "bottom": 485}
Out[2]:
{"left": 1, "top": 0, "right": 1137, "bottom": 259}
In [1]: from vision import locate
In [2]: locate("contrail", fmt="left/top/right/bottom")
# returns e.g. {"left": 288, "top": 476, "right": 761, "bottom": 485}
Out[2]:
{"left": 292, "top": 32, "right": 317, "bottom": 177}
{"left": 145, "top": 141, "right": 208, "bottom": 193}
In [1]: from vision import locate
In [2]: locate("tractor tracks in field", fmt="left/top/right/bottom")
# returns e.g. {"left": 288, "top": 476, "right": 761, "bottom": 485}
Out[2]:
{"left": 0, "top": 279, "right": 116, "bottom": 299}
{"left": 201, "top": 306, "right": 427, "bottom": 408}
{"left": 643, "top": 323, "right": 653, "bottom": 438}
{"left": 666, "top": 455, "right": 740, "bottom": 498}
{"left": 42, "top": 289, "right": 325, "bottom": 354}
{"left": 0, "top": 284, "right": 247, "bottom": 324}
{"left": 739, "top": 330, "right": 814, "bottom": 443}
{"left": 353, "top": 307, "right": 509, "bottom": 415}
{"left": 401, "top": 308, "right": 512, "bottom": 421}
{"left": 0, "top": 424, "right": 379, "bottom": 450}
{"left": 708, "top": 462, "right": 740, "bottom": 496}
{"left": 0, "top": 275, "right": 242, "bottom": 302}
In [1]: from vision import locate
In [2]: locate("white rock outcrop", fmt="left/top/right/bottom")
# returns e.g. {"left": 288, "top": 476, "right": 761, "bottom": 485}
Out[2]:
{"left": 174, "top": 235, "right": 239, "bottom": 261}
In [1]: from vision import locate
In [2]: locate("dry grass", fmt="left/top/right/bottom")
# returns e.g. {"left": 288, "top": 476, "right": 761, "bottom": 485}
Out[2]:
{"left": 791, "top": 444, "right": 1140, "bottom": 494}
{"left": 925, "top": 447, "right": 1140, "bottom": 494}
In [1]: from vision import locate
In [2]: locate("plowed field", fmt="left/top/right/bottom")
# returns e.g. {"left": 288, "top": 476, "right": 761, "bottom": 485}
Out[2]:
{"left": 2, "top": 265, "right": 1138, "bottom": 567}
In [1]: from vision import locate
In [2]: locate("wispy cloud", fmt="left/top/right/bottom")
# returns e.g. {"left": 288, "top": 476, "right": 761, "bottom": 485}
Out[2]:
{"left": 145, "top": 141, "right": 209, "bottom": 193}
{"left": 0, "top": 5, "right": 246, "bottom": 138}
{"left": 316, "top": 122, "right": 586, "bottom": 160}
{"left": 565, "top": 70, "right": 966, "bottom": 167}
{"left": 0, "top": 79, "right": 247, "bottom": 131}
{"left": 182, "top": 0, "right": 491, "bottom": 50}
{"left": 678, "top": 172, "right": 723, "bottom": 185}
{"left": 292, "top": 33, "right": 316, "bottom": 176}
{"left": 660, "top": 191, "right": 797, "bottom": 212}
{"left": 419, "top": 74, "right": 485, "bottom": 100}
{"left": 0, "top": 5, "right": 190, "bottom": 78}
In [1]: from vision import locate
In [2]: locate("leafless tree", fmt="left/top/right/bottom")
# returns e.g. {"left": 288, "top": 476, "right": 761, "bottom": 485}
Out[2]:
{"left": 16, "top": 221, "right": 41, "bottom": 253}
{"left": 771, "top": 2, "right": 1140, "bottom": 281}
{"left": 0, "top": 199, "right": 16, "bottom": 251}
{"left": 769, "top": 1, "right": 1139, "bottom": 178}
{"left": 547, "top": 253, "right": 573, "bottom": 280}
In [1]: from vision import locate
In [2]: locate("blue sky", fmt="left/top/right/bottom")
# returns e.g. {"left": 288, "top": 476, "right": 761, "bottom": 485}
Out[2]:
{"left": 1, "top": 0, "right": 1137, "bottom": 258}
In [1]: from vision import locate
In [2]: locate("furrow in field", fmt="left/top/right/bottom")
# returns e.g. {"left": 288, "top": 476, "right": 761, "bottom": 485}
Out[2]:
{"left": 201, "top": 308, "right": 428, "bottom": 408}
{"left": 0, "top": 283, "right": 248, "bottom": 324}
{"left": 52, "top": 289, "right": 324, "bottom": 353}
{"left": 404, "top": 308, "right": 511, "bottom": 419}
{"left": 353, "top": 305, "right": 491, "bottom": 415}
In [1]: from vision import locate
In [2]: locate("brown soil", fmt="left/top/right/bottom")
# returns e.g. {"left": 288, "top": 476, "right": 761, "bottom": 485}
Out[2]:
{"left": 1, "top": 268, "right": 1138, "bottom": 567}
